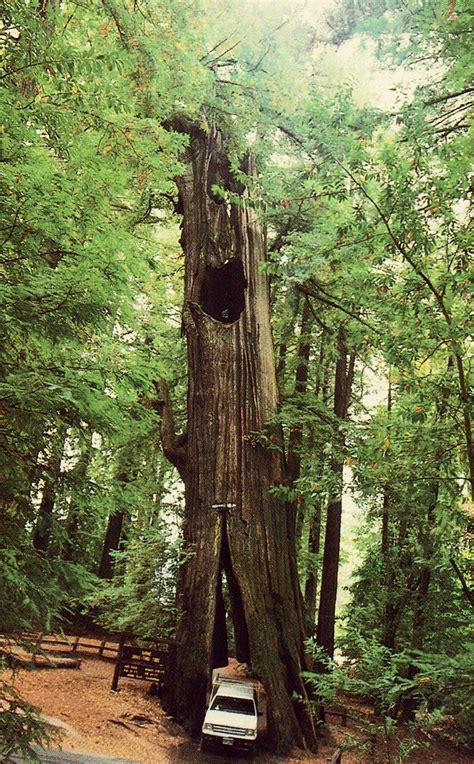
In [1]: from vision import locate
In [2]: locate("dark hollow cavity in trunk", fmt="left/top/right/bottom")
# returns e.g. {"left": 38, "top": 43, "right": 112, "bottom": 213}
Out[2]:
{"left": 200, "top": 259, "right": 247, "bottom": 324}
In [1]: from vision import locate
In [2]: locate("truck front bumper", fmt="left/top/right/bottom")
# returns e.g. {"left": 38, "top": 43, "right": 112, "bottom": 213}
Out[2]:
{"left": 201, "top": 733, "right": 255, "bottom": 753}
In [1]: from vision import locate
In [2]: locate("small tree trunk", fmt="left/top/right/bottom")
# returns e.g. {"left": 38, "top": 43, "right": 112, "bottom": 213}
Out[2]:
{"left": 400, "top": 366, "right": 451, "bottom": 722}
{"left": 453, "top": 352, "right": 474, "bottom": 499}
{"left": 97, "top": 511, "right": 125, "bottom": 580}
{"left": 381, "top": 490, "right": 399, "bottom": 650}
{"left": 316, "top": 463, "right": 343, "bottom": 660}
{"left": 276, "top": 289, "right": 300, "bottom": 383}
{"left": 62, "top": 433, "right": 93, "bottom": 562}
{"left": 303, "top": 502, "right": 321, "bottom": 638}
{"left": 287, "top": 298, "right": 313, "bottom": 548}
{"left": 32, "top": 428, "right": 66, "bottom": 552}
{"left": 316, "top": 334, "right": 355, "bottom": 660}
{"left": 97, "top": 472, "right": 128, "bottom": 580}
{"left": 450, "top": 558, "right": 474, "bottom": 607}
{"left": 303, "top": 340, "right": 328, "bottom": 640}
{"left": 304, "top": 338, "right": 329, "bottom": 637}
{"left": 381, "top": 378, "right": 398, "bottom": 650}
{"left": 399, "top": 505, "right": 434, "bottom": 723}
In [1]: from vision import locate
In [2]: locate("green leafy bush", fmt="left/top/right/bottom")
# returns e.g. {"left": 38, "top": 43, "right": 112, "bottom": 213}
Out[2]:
{"left": 304, "top": 633, "right": 474, "bottom": 753}
{"left": 89, "top": 521, "right": 185, "bottom": 637}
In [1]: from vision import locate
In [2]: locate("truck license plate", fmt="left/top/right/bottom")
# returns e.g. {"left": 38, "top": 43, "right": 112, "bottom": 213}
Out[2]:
{"left": 222, "top": 737, "right": 234, "bottom": 746}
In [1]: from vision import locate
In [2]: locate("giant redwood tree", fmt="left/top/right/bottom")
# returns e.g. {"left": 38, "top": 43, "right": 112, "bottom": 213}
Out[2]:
{"left": 158, "top": 120, "right": 317, "bottom": 753}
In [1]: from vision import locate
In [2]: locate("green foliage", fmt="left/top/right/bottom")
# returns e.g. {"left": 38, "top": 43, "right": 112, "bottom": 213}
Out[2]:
{"left": 305, "top": 633, "right": 474, "bottom": 755}
{"left": 251, "top": 1, "right": 472, "bottom": 753}
{"left": 302, "top": 641, "right": 427, "bottom": 762}
{"left": 1, "top": 0, "right": 191, "bottom": 597}
{"left": 0, "top": 0, "right": 194, "bottom": 752}
{"left": 411, "top": 647, "right": 474, "bottom": 749}
{"left": 90, "top": 516, "right": 184, "bottom": 637}
{"left": 0, "top": 527, "right": 95, "bottom": 634}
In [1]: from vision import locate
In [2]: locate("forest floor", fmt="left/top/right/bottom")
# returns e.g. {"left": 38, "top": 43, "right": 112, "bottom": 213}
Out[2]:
{"left": 3, "top": 652, "right": 472, "bottom": 764}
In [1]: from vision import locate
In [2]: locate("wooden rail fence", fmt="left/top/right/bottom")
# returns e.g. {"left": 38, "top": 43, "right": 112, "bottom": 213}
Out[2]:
{"left": 2, "top": 633, "right": 120, "bottom": 660}
{"left": 325, "top": 707, "right": 348, "bottom": 726}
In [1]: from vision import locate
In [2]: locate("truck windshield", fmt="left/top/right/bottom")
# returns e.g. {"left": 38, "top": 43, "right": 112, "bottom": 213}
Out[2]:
{"left": 211, "top": 697, "right": 255, "bottom": 715}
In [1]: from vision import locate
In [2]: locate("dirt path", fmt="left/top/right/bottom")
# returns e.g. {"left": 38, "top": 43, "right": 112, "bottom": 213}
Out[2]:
{"left": 3, "top": 654, "right": 472, "bottom": 763}
{"left": 6, "top": 655, "right": 187, "bottom": 763}
{"left": 11, "top": 749, "right": 141, "bottom": 763}
{"left": 3, "top": 655, "right": 325, "bottom": 763}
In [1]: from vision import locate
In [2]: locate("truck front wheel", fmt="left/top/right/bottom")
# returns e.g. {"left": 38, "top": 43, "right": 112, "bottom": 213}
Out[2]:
{"left": 200, "top": 735, "right": 210, "bottom": 754}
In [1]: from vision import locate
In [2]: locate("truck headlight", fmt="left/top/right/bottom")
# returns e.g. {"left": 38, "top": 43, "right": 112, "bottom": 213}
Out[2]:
{"left": 246, "top": 729, "right": 255, "bottom": 736}
{"left": 203, "top": 723, "right": 213, "bottom": 731}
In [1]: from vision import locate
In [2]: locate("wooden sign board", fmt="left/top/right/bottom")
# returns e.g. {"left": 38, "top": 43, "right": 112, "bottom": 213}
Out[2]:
{"left": 120, "top": 645, "right": 169, "bottom": 682}
{"left": 112, "top": 635, "right": 177, "bottom": 692}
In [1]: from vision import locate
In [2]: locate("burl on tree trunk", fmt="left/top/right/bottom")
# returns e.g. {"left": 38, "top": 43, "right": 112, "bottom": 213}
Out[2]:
{"left": 158, "top": 122, "right": 317, "bottom": 753}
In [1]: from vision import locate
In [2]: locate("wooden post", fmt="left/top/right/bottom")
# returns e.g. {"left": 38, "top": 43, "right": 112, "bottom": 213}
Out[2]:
{"left": 72, "top": 635, "right": 80, "bottom": 652}
{"left": 98, "top": 637, "right": 106, "bottom": 657}
{"left": 111, "top": 634, "right": 126, "bottom": 691}
{"left": 33, "top": 633, "right": 43, "bottom": 661}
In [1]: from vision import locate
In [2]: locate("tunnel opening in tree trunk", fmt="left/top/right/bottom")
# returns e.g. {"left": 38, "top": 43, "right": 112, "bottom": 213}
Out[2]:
{"left": 212, "top": 518, "right": 251, "bottom": 669}
{"left": 212, "top": 564, "right": 229, "bottom": 669}
{"left": 200, "top": 259, "right": 247, "bottom": 324}
{"left": 223, "top": 519, "right": 251, "bottom": 665}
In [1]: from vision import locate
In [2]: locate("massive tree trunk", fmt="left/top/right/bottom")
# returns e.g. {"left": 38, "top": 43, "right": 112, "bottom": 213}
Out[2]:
{"left": 162, "top": 123, "right": 317, "bottom": 753}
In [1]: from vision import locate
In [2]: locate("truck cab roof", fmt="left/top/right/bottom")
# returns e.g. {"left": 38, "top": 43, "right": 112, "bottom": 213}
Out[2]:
{"left": 215, "top": 682, "right": 256, "bottom": 700}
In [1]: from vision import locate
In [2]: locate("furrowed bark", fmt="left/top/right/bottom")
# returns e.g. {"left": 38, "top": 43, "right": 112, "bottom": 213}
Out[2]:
{"left": 167, "top": 122, "right": 317, "bottom": 753}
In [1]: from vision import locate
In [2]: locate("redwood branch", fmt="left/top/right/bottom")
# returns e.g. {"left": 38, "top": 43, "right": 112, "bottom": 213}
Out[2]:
{"left": 297, "top": 282, "right": 377, "bottom": 333}
{"left": 450, "top": 557, "right": 474, "bottom": 607}
{"left": 152, "top": 380, "right": 187, "bottom": 480}
{"left": 425, "top": 87, "right": 474, "bottom": 106}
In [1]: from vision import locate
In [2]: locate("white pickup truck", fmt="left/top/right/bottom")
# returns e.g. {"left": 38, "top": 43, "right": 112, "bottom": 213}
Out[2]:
{"left": 201, "top": 674, "right": 259, "bottom": 754}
